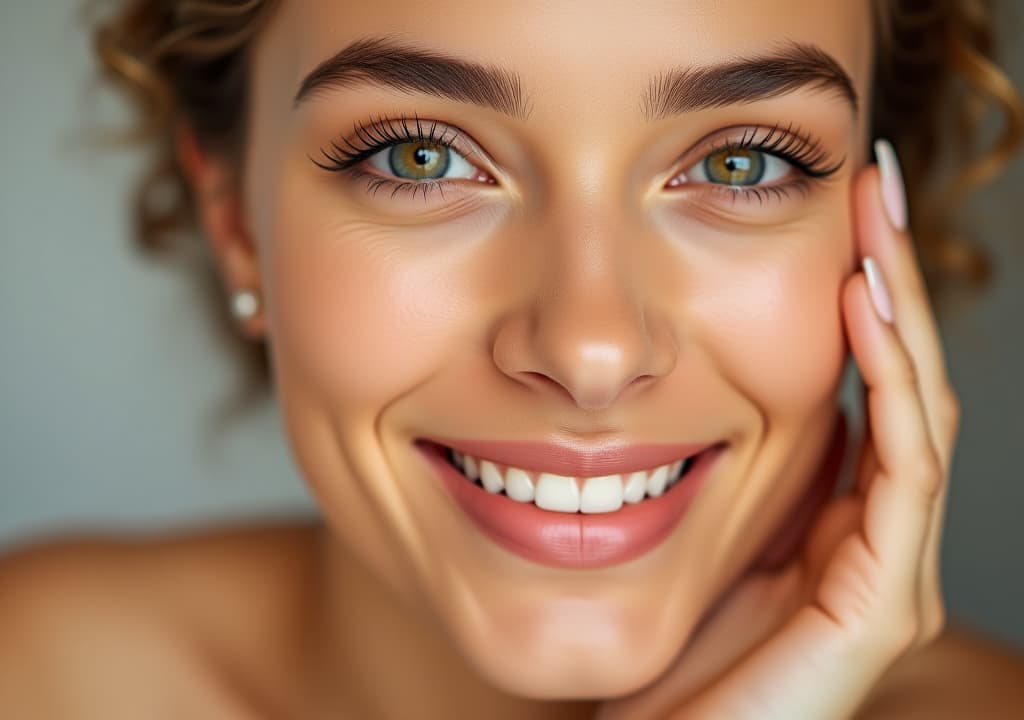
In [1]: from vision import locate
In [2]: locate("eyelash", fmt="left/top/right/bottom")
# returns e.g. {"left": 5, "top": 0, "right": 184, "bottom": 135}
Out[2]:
{"left": 695, "top": 123, "right": 844, "bottom": 205}
{"left": 311, "top": 114, "right": 844, "bottom": 204}
{"left": 312, "top": 113, "right": 480, "bottom": 202}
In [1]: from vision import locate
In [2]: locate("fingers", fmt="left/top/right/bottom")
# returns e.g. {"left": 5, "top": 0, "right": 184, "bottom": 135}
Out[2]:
{"left": 844, "top": 271, "right": 940, "bottom": 595}
{"left": 853, "top": 144, "right": 954, "bottom": 641}
{"left": 855, "top": 143, "right": 960, "bottom": 469}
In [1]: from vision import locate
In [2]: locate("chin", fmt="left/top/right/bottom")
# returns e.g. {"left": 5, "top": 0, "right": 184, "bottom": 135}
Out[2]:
{"left": 442, "top": 589, "right": 698, "bottom": 700}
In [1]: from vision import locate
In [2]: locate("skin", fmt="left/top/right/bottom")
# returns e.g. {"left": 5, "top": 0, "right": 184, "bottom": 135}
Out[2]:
{"left": 1, "top": 1, "right": 1023, "bottom": 718}
{"left": 236, "top": 0, "right": 862, "bottom": 710}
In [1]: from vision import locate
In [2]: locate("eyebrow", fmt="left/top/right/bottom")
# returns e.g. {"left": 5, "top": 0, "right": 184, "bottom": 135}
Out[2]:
{"left": 293, "top": 36, "right": 857, "bottom": 121}
{"left": 293, "top": 36, "right": 531, "bottom": 120}
{"left": 640, "top": 42, "right": 858, "bottom": 120}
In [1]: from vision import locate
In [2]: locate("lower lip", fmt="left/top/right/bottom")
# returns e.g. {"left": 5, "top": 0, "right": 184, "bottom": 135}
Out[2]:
{"left": 416, "top": 440, "right": 721, "bottom": 570}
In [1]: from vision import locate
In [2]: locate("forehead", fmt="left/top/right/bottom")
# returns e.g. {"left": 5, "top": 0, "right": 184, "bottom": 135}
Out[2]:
{"left": 257, "top": 0, "right": 874, "bottom": 114}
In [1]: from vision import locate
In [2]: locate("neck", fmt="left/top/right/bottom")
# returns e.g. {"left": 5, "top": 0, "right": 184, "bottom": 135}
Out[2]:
{"left": 302, "top": 524, "right": 599, "bottom": 720}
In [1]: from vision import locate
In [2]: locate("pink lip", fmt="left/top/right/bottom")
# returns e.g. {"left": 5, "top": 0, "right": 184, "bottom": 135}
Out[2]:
{"left": 423, "top": 437, "right": 713, "bottom": 477}
{"left": 415, "top": 439, "right": 723, "bottom": 569}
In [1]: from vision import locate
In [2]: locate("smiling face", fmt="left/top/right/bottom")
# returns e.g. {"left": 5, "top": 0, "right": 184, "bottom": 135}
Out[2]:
{"left": 213, "top": 0, "right": 874, "bottom": 701}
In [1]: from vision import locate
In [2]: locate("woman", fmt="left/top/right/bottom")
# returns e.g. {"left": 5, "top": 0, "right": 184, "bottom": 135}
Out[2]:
{"left": 2, "top": 0, "right": 1023, "bottom": 716}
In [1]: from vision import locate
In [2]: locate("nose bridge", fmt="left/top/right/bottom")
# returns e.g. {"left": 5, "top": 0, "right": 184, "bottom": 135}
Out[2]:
{"left": 543, "top": 198, "right": 644, "bottom": 343}
{"left": 492, "top": 189, "right": 677, "bottom": 411}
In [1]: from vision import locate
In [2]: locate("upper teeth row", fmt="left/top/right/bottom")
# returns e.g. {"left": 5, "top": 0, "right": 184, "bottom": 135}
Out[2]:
{"left": 450, "top": 450, "right": 693, "bottom": 514}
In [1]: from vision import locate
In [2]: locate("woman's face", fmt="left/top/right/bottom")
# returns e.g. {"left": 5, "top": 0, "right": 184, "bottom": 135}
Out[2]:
{"left": 235, "top": 0, "right": 872, "bottom": 699}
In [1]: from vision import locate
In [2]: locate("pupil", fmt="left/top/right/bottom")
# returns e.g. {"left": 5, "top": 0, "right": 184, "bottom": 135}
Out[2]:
{"left": 724, "top": 156, "right": 750, "bottom": 172}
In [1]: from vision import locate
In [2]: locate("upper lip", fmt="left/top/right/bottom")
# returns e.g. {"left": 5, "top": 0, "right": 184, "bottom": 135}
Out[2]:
{"left": 420, "top": 436, "right": 715, "bottom": 477}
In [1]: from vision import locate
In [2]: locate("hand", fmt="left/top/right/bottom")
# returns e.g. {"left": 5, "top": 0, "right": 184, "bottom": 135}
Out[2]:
{"left": 596, "top": 149, "right": 958, "bottom": 720}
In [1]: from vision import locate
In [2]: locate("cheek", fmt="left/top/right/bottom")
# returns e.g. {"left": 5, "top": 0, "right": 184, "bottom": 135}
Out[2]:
{"left": 257, "top": 155, "right": 515, "bottom": 410}
{"left": 694, "top": 238, "right": 850, "bottom": 415}
{"left": 264, "top": 213, "right": 460, "bottom": 409}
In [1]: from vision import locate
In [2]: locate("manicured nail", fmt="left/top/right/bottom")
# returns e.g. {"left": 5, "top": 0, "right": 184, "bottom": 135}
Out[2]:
{"left": 862, "top": 256, "right": 894, "bottom": 324}
{"left": 874, "top": 139, "right": 907, "bottom": 231}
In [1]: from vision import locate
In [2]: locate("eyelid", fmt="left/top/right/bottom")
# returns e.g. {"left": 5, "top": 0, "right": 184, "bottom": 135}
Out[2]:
{"left": 314, "top": 113, "right": 497, "bottom": 181}
{"left": 655, "top": 125, "right": 844, "bottom": 211}
{"left": 666, "top": 123, "right": 844, "bottom": 185}
{"left": 313, "top": 116, "right": 842, "bottom": 209}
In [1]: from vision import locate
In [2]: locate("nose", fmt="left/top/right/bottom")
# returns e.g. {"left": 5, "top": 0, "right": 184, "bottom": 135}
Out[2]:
{"left": 492, "top": 217, "right": 677, "bottom": 412}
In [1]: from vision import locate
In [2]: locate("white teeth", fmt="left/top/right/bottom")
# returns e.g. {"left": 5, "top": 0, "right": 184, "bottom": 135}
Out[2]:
{"left": 646, "top": 465, "right": 670, "bottom": 497}
{"left": 580, "top": 474, "right": 624, "bottom": 514}
{"left": 479, "top": 460, "right": 504, "bottom": 494}
{"left": 535, "top": 473, "right": 580, "bottom": 512}
{"left": 504, "top": 467, "right": 535, "bottom": 502}
{"left": 447, "top": 448, "right": 698, "bottom": 513}
{"left": 623, "top": 471, "right": 647, "bottom": 504}
{"left": 463, "top": 454, "right": 480, "bottom": 481}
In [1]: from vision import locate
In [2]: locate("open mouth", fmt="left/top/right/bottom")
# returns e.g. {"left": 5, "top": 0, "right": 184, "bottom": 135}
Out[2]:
{"left": 417, "top": 439, "right": 722, "bottom": 569}
{"left": 442, "top": 445, "right": 700, "bottom": 514}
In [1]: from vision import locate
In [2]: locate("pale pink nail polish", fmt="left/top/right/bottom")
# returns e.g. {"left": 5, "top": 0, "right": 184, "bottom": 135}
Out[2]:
{"left": 874, "top": 139, "right": 907, "bottom": 231}
{"left": 862, "top": 256, "right": 894, "bottom": 324}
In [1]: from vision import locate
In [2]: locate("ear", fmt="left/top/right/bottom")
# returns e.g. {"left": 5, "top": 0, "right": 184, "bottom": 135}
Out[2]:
{"left": 175, "top": 122, "right": 266, "bottom": 339}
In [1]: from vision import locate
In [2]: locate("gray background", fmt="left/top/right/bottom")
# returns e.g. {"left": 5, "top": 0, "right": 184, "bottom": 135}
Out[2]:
{"left": 2, "top": 2, "right": 1022, "bottom": 649}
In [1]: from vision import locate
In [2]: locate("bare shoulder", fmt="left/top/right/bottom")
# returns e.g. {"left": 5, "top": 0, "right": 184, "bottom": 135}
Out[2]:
{"left": 0, "top": 521, "right": 319, "bottom": 719}
{"left": 859, "top": 622, "right": 1024, "bottom": 719}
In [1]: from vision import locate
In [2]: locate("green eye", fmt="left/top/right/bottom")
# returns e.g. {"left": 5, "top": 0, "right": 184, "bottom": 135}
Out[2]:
{"left": 703, "top": 148, "right": 765, "bottom": 186}
{"left": 366, "top": 139, "right": 479, "bottom": 183}
{"left": 388, "top": 142, "right": 451, "bottom": 180}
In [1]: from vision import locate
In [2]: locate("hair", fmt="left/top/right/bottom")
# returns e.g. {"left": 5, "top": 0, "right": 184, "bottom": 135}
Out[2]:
{"left": 91, "top": 0, "right": 1024, "bottom": 412}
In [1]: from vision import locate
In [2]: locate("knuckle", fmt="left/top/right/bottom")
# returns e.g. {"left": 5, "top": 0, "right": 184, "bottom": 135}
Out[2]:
{"left": 892, "top": 350, "right": 920, "bottom": 389}
{"left": 911, "top": 450, "right": 944, "bottom": 499}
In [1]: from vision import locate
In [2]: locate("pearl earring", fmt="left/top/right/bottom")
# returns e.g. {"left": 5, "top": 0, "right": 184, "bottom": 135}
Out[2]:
{"left": 230, "top": 289, "right": 261, "bottom": 321}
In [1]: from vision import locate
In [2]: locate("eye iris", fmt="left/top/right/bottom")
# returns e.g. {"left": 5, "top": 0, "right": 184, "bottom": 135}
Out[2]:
{"left": 389, "top": 141, "right": 450, "bottom": 180}
{"left": 704, "top": 148, "right": 764, "bottom": 186}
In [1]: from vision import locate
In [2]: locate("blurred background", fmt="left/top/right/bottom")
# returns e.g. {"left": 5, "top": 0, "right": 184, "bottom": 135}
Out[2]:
{"left": 2, "top": 1, "right": 1023, "bottom": 649}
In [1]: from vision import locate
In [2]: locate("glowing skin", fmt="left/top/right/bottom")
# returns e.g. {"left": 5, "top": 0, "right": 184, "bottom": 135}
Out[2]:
{"left": 199, "top": 0, "right": 872, "bottom": 716}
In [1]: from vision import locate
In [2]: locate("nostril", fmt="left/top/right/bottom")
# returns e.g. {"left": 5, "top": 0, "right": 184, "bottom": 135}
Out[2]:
{"left": 490, "top": 292, "right": 679, "bottom": 413}
{"left": 519, "top": 370, "right": 574, "bottom": 398}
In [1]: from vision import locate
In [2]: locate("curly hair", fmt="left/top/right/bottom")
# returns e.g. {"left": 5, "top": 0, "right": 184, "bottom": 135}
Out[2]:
{"left": 90, "top": 0, "right": 1023, "bottom": 414}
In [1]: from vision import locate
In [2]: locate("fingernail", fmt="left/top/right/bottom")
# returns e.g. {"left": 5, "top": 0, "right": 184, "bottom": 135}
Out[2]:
{"left": 874, "top": 139, "right": 907, "bottom": 231}
{"left": 862, "top": 256, "right": 894, "bottom": 324}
